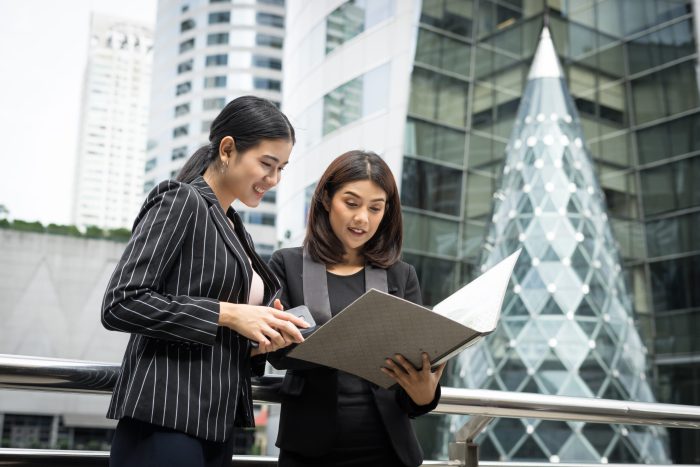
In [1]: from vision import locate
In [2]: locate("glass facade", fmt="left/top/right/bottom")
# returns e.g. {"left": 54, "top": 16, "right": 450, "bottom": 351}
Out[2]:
{"left": 400, "top": 0, "right": 699, "bottom": 463}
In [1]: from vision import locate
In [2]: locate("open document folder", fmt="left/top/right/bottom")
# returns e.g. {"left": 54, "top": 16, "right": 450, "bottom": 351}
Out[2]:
{"left": 287, "top": 249, "right": 521, "bottom": 389}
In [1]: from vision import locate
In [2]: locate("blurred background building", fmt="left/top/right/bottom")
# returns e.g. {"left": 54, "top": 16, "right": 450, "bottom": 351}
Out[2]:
{"left": 71, "top": 14, "right": 153, "bottom": 230}
{"left": 143, "top": 0, "right": 287, "bottom": 259}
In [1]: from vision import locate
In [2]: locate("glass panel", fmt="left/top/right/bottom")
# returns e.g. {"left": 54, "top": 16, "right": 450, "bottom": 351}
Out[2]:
{"left": 632, "top": 61, "right": 699, "bottom": 125}
{"left": 403, "top": 211, "right": 459, "bottom": 256}
{"left": 326, "top": 0, "right": 394, "bottom": 54}
{"left": 622, "top": 0, "right": 691, "bottom": 36}
{"left": 650, "top": 254, "right": 700, "bottom": 312}
{"left": 404, "top": 119, "right": 466, "bottom": 165}
{"left": 401, "top": 157, "right": 463, "bottom": 216}
{"left": 465, "top": 170, "right": 494, "bottom": 218}
{"left": 402, "top": 252, "right": 458, "bottom": 305}
{"left": 647, "top": 212, "right": 700, "bottom": 257}
{"left": 421, "top": 0, "right": 474, "bottom": 37}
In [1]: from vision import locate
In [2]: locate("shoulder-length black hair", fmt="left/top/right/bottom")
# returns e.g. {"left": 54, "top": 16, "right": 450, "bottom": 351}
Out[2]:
{"left": 304, "top": 150, "right": 403, "bottom": 268}
{"left": 176, "top": 96, "right": 295, "bottom": 183}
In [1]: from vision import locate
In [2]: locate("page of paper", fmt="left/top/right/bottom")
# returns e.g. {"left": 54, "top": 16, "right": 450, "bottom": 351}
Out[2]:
{"left": 432, "top": 249, "right": 521, "bottom": 333}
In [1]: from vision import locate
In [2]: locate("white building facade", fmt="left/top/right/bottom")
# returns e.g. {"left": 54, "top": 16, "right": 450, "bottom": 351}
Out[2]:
{"left": 145, "top": 0, "right": 287, "bottom": 256}
{"left": 72, "top": 14, "right": 153, "bottom": 230}
{"left": 277, "top": 0, "right": 417, "bottom": 247}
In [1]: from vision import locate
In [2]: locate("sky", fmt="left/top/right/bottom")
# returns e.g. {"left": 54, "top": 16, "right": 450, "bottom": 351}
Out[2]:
{"left": 0, "top": 0, "right": 156, "bottom": 225}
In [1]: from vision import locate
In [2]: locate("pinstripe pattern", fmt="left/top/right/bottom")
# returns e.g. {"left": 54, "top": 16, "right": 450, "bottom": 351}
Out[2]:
{"left": 102, "top": 176, "right": 280, "bottom": 442}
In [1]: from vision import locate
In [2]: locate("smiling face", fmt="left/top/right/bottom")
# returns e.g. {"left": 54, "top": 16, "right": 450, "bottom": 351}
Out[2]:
{"left": 224, "top": 138, "right": 292, "bottom": 207}
{"left": 327, "top": 179, "right": 388, "bottom": 257}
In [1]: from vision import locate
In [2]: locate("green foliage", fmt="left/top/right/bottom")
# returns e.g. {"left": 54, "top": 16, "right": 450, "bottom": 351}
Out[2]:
{"left": 10, "top": 220, "right": 45, "bottom": 232}
{"left": 2, "top": 220, "right": 130, "bottom": 242}
{"left": 47, "top": 223, "right": 82, "bottom": 236}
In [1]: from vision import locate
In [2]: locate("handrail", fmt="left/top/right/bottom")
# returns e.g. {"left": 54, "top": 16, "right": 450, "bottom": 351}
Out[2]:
{"left": 2, "top": 354, "right": 700, "bottom": 429}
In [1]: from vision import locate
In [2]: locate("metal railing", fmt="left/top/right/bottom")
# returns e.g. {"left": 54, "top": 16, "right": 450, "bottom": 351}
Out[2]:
{"left": 1, "top": 354, "right": 699, "bottom": 466}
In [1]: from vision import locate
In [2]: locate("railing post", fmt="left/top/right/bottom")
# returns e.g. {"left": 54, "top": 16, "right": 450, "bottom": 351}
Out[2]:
{"left": 448, "top": 415, "right": 493, "bottom": 467}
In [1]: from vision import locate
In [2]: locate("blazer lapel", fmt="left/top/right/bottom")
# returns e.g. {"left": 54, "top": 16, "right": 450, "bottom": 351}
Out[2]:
{"left": 302, "top": 250, "right": 388, "bottom": 325}
{"left": 191, "top": 177, "right": 251, "bottom": 303}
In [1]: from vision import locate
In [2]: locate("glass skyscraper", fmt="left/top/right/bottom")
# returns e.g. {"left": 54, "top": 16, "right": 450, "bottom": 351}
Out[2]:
{"left": 279, "top": 0, "right": 700, "bottom": 462}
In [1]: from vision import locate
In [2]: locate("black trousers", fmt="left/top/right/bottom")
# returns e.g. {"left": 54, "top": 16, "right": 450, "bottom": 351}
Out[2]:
{"left": 110, "top": 417, "right": 235, "bottom": 467}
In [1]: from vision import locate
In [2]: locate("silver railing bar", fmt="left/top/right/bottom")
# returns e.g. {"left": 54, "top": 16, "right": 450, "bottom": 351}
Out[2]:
{"left": 2, "top": 354, "right": 700, "bottom": 429}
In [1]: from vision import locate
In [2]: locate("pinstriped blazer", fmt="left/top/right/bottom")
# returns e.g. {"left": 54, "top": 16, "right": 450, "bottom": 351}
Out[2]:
{"left": 101, "top": 176, "right": 280, "bottom": 442}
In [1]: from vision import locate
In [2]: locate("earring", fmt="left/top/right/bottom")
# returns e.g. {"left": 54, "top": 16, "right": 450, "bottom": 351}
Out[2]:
{"left": 220, "top": 159, "right": 228, "bottom": 174}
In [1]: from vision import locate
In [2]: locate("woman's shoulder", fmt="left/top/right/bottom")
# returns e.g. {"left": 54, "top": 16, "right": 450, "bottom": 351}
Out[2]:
{"left": 386, "top": 259, "right": 414, "bottom": 275}
{"left": 271, "top": 246, "right": 303, "bottom": 263}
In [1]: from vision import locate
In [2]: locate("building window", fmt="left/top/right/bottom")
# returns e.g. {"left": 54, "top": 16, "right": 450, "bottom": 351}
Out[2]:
{"left": 144, "top": 179, "right": 156, "bottom": 193}
{"left": 180, "top": 18, "right": 195, "bottom": 32}
{"left": 207, "top": 32, "right": 229, "bottom": 45}
{"left": 262, "top": 190, "right": 276, "bottom": 203}
{"left": 253, "top": 55, "right": 282, "bottom": 70}
{"left": 179, "top": 38, "right": 195, "bottom": 53}
{"left": 171, "top": 146, "right": 188, "bottom": 160}
{"left": 177, "top": 59, "right": 194, "bottom": 74}
{"left": 203, "top": 97, "right": 226, "bottom": 110}
{"left": 257, "top": 12, "right": 284, "bottom": 28}
{"left": 174, "top": 103, "right": 190, "bottom": 117}
{"left": 209, "top": 11, "right": 230, "bottom": 24}
{"left": 175, "top": 81, "right": 192, "bottom": 96}
{"left": 258, "top": 0, "right": 284, "bottom": 5}
{"left": 254, "top": 78, "right": 281, "bottom": 91}
{"left": 326, "top": 0, "right": 394, "bottom": 54}
{"left": 323, "top": 63, "right": 390, "bottom": 135}
{"left": 206, "top": 54, "right": 228, "bottom": 67}
{"left": 401, "top": 157, "right": 463, "bottom": 216}
{"left": 247, "top": 212, "right": 276, "bottom": 226}
{"left": 204, "top": 75, "right": 227, "bottom": 88}
{"left": 256, "top": 33, "right": 283, "bottom": 49}
{"left": 173, "top": 125, "right": 189, "bottom": 138}
{"left": 144, "top": 157, "right": 157, "bottom": 172}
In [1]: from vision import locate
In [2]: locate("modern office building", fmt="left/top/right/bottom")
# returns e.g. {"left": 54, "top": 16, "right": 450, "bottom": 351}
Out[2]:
{"left": 279, "top": 0, "right": 700, "bottom": 462}
{"left": 144, "top": 0, "right": 287, "bottom": 257}
{"left": 71, "top": 14, "right": 153, "bottom": 230}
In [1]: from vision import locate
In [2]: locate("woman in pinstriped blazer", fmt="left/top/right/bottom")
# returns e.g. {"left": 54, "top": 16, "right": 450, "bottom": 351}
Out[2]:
{"left": 101, "top": 96, "right": 309, "bottom": 467}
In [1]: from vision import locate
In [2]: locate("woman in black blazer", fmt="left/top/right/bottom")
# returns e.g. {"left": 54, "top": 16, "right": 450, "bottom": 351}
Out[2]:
{"left": 268, "top": 150, "right": 445, "bottom": 467}
{"left": 101, "top": 96, "right": 309, "bottom": 467}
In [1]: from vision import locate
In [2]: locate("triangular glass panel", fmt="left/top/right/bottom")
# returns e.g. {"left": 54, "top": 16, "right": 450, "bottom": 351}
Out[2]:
{"left": 535, "top": 420, "right": 573, "bottom": 454}
{"left": 512, "top": 435, "right": 547, "bottom": 459}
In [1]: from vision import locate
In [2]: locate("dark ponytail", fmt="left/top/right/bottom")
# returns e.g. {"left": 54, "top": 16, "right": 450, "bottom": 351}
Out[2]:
{"left": 176, "top": 96, "right": 295, "bottom": 183}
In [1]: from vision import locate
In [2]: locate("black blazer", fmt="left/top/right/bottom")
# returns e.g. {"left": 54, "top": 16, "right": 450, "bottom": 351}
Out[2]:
{"left": 267, "top": 247, "right": 440, "bottom": 467}
{"left": 101, "top": 176, "right": 279, "bottom": 442}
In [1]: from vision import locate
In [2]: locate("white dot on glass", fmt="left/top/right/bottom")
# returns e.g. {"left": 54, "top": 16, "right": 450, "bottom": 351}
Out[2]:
{"left": 603, "top": 313, "right": 611, "bottom": 322}
{"left": 587, "top": 186, "right": 595, "bottom": 195}
{"left": 612, "top": 369, "right": 620, "bottom": 378}
{"left": 518, "top": 233, "right": 526, "bottom": 242}
{"left": 582, "top": 284, "right": 590, "bottom": 294}
{"left": 550, "top": 113, "right": 558, "bottom": 121}
{"left": 545, "top": 182, "right": 554, "bottom": 192}
{"left": 558, "top": 207, "right": 567, "bottom": 216}
{"left": 564, "top": 115, "right": 572, "bottom": 123}
{"left": 509, "top": 210, "right": 516, "bottom": 218}
{"left": 592, "top": 260, "right": 601, "bottom": 268}
{"left": 526, "top": 424, "right": 535, "bottom": 434}
{"left": 523, "top": 184, "right": 531, "bottom": 193}
{"left": 575, "top": 232, "right": 584, "bottom": 242}
{"left": 535, "top": 207, "right": 542, "bottom": 216}
{"left": 516, "top": 162, "right": 524, "bottom": 171}
{"left": 562, "top": 257, "right": 571, "bottom": 266}
{"left": 621, "top": 428, "right": 629, "bottom": 436}
{"left": 527, "top": 136, "right": 537, "bottom": 147}
{"left": 509, "top": 339, "right": 516, "bottom": 348}
{"left": 527, "top": 367, "right": 535, "bottom": 376}
{"left": 584, "top": 209, "right": 592, "bottom": 218}
{"left": 514, "top": 285, "right": 522, "bottom": 294}
{"left": 588, "top": 340, "right": 596, "bottom": 349}
{"left": 532, "top": 257, "right": 541, "bottom": 266}
{"left": 548, "top": 338, "right": 558, "bottom": 348}
{"left": 514, "top": 139, "right": 522, "bottom": 149}
{"left": 486, "top": 368, "right": 493, "bottom": 376}
{"left": 504, "top": 166, "right": 511, "bottom": 174}
{"left": 560, "top": 135, "right": 570, "bottom": 145}
{"left": 640, "top": 373, "right": 646, "bottom": 381}
{"left": 568, "top": 183, "right": 577, "bottom": 193}
{"left": 601, "top": 457, "right": 608, "bottom": 464}
{"left": 554, "top": 159, "right": 563, "bottom": 168}
{"left": 543, "top": 134, "right": 554, "bottom": 146}
{"left": 481, "top": 264, "right": 488, "bottom": 272}
{"left": 525, "top": 115, "right": 533, "bottom": 124}
{"left": 574, "top": 138, "right": 583, "bottom": 148}
{"left": 574, "top": 161, "right": 582, "bottom": 170}
{"left": 535, "top": 158, "right": 544, "bottom": 168}
{"left": 537, "top": 113, "right": 545, "bottom": 122}
{"left": 546, "top": 231, "right": 555, "bottom": 241}
{"left": 566, "top": 311, "right": 574, "bottom": 320}
{"left": 615, "top": 264, "right": 621, "bottom": 272}
{"left": 547, "top": 283, "right": 557, "bottom": 293}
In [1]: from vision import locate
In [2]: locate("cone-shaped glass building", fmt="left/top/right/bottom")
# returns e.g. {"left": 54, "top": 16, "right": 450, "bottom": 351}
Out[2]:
{"left": 443, "top": 27, "right": 670, "bottom": 463}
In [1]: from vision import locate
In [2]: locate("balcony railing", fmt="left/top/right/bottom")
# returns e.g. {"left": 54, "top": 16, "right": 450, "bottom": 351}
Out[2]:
{"left": 1, "top": 354, "right": 699, "bottom": 467}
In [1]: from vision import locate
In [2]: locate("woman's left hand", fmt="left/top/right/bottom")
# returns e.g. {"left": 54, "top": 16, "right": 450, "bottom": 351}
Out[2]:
{"left": 381, "top": 353, "right": 446, "bottom": 406}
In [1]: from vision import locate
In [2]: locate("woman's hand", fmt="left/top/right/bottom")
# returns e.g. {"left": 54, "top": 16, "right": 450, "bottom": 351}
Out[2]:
{"left": 219, "top": 299, "right": 309, "bottom": 354}
{"left": 381, "top": 353, "right": 445, "bottom": 406}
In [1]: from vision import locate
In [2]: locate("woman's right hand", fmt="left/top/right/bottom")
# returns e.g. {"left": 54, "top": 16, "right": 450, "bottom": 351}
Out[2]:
{"left": 218, "top": 301, "right": 309, "bottom": 353}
